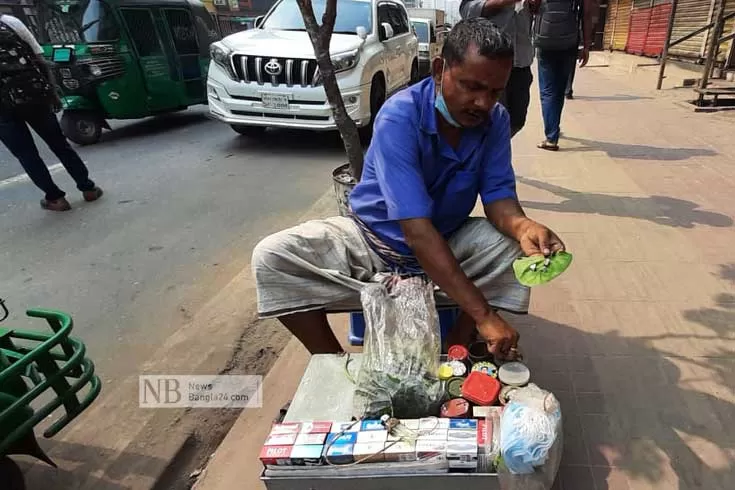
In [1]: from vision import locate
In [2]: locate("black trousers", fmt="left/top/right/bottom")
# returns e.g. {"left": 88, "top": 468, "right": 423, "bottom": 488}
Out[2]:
{"left": 0, "top": 107, "right": 95, "bottom": 201}
{"left": 499, "top": 66, "right": 533, "bottom": 138}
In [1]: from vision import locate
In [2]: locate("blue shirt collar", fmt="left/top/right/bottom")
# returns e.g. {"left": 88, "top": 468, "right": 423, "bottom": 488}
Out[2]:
{"left": 419, "top": 77, "right": 439, "bottom": 135}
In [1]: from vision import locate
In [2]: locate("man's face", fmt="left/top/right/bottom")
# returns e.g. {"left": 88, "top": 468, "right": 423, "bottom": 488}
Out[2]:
{"left": 432, "top": 46, "right": 512, "bottom": 128}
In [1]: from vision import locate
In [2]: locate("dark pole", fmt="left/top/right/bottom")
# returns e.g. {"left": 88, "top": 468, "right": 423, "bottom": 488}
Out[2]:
{"left": 657, "top": 0, "right": 678, "bottom": 90}
{"left": 699, "top": 0, "right": 727, "bottom": 92}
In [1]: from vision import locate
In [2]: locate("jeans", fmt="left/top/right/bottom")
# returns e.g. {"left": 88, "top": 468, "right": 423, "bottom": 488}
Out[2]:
{"left": 498, "top": 66, "right": 533, "bottom": 137}
{"left": 537, "top": 49, "right": 578, "bottom": 144}
{"left": 0, "top": 108, "right": 95, "bottom": 201}
{"left": 566, "top": 59, "right": 576, "bottom": 96}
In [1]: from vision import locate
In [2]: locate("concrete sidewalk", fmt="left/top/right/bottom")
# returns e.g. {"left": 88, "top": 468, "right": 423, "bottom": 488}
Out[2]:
{"left": 193, "top": 60, "right": 735, "bottom": 490}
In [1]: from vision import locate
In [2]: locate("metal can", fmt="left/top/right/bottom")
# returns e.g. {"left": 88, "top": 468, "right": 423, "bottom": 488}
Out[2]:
{"left": 440, "top": 398, "right": 470, "bottom": 418}
{"left": 448, "top": 360, "right": 467, "bottom": 377}
{"left": 447, "top": 345, "right": 470, "bottom": 363}
{"left": 499, "top": 385, "right": 519, "bottom": 405}
{"left": 471, "top": 361, "right": 498, "bottom": 378}
{"left": 446, "top": 377, "right": 465, "bottom": 399}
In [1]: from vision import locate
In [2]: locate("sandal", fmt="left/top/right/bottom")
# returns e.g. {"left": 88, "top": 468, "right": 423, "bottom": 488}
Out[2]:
{"left": 537, "top": 140, "right": 559, "bottom": 151}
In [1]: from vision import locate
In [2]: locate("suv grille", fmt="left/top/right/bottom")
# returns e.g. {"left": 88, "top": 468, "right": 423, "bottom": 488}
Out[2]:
{"left": 232, "top": 55, "right": 320, "bottom": 87}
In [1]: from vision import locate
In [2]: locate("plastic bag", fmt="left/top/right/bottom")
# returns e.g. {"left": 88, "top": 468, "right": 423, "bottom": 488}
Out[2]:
{"left": 497, "top": 384, "right": 563, "bottom": 490}
{"left": 353, "top": 276, "right": 444, "bottom": 419}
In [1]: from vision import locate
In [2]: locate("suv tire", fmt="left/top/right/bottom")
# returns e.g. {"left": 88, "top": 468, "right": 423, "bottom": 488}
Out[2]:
{"left": 410, "top": 59, "right": 420, "bottom": 85}
{"left": 359, "top": 75, "right": 386, "bottom": 144}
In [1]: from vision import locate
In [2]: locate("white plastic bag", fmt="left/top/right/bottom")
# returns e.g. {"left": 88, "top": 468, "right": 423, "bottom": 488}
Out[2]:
{"left": 497, "top": 384, "right": 563, "bottom": 490}
{"left": 353, "top": 276, "right": 444, "bottom": 419}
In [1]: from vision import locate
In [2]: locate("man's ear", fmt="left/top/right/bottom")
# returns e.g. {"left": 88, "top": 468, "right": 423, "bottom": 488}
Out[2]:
{"left": 431, "top": 57, "right": 444, "bottom": 84}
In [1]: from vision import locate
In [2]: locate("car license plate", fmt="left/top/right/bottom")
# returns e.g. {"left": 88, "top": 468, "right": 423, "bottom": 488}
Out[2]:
{"left": 261, "top": 93, "right": 289, "bottom": 110}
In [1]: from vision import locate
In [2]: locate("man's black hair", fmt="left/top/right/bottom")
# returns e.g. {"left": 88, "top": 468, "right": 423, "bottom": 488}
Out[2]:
{"left": 442, "top": 17, "right": 514, "bottom": 66}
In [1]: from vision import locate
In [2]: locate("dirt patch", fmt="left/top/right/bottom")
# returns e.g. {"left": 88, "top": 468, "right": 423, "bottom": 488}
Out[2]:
{"left": 151, "top": 317, "right": 291, "bottom": 490}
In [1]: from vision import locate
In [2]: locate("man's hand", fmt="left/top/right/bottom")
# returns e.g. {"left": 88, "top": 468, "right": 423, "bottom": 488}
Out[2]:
{"left": 51, "top": 94, "right": 63, "bottom": 113}
{"left": 578, "top": 47, "right": 590, "bottom": 67}
{"left": 477, "top": 311, "right": 520, "bottom": 361}
{"left": 517, "top": 219, "right": 565, "bottom": 257}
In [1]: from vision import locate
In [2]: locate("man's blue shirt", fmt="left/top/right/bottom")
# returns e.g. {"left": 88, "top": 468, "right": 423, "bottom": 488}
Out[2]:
{"left": 349, "top": 76, "right": 518, "bottom": 256}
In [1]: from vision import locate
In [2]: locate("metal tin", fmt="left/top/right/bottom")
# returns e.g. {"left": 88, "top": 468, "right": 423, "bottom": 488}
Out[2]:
{"left": 438, "top": 363, "right": 454, "bottom": 380}
{"left": 498, "top": 362, "right": 530, "bottom": 387}
{"left": 446, "top": 377, "right": 465, "bottom": 398}
{"left": 447, "top": 345, "right": 469, "bottom": 362}
{"left": 440, "top": 398, "right": 470, "bottom": 418}
{"left": 499, "top": 385, "right": 519, "bottom": 405}
{"left": 471, "top": 361, "right": 498, "bottom": 378}
{"left": 468, "top": 341, "right": 492, "bottom": 364}
{"left": 448, "top": 360, "right": 467, "bottom": 377}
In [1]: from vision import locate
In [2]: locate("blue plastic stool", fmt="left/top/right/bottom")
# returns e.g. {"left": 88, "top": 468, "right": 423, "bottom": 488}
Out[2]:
{"left": 348, "top": 307, "right": 461, "bottom": 346}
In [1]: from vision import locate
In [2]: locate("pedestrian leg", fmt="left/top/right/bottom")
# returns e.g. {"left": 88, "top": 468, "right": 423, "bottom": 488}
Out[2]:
{"left": 0, "top": 110, "right": 66, "bottom": 201}
{"left": 503, "top": 67, "right": 533, "bottom": 137}
{"left": 566, "top": 53, "right": 577, "bottom": 99}
{"left": 25, "top": 109, "right": 96, "bottom": 193}
{"left": 537, "top": 50, "right": 562, "bottom": 147}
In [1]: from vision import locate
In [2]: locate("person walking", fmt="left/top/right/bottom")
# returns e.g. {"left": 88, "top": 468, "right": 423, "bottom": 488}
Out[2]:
{"left": 533, "top": 0, "right": 595, "bottom": 151}
{"left": 460, "top": 0, "right": 539, "bottom": 137}
{"left": 0, "top": 14, "right": 102, "bottom": 211}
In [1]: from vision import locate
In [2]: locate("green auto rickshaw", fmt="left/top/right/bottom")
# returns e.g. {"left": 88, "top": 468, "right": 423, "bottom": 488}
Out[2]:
{"left": 36, "top": 0, "right": 221, "bottom": 145}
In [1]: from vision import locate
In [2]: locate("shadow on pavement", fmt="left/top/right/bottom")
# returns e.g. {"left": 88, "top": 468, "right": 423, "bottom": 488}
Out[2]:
{"left": 511, "top": 307, "right": 735, "bottom": 489}
{"left": 517, "top": 176, "right": 733, "bottom": 229}
{"left": 225, "top": 127, "right": 346, "bottom": 156}
{"left": 561, "top": 136, "right": 717, "bottom": 161}
{"left": 16, "top": 438, "right": 168, "bottom": 490}
{"left": 571, "top": 94, "right": 653, "bottom": 102}
{"left": 97, "top": 112, "right": 211, "bottom": 144}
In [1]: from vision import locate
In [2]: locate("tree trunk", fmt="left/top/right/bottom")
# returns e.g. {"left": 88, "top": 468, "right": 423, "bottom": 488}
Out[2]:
{"left": 296, "top": 0, "right": 364, "bottom": 182}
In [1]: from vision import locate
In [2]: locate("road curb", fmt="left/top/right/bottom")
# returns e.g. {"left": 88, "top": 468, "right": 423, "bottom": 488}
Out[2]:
{"left": 149, "top": 186, "right": 338, "bottom": 490}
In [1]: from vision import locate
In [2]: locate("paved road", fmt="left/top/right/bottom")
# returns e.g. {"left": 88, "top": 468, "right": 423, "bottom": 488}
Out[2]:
{"left": 0, "top": 108, "right": 345, "bottom": 487}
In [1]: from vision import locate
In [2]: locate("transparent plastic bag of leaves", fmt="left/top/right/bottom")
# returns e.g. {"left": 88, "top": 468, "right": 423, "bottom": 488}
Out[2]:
{"left": 497, "top": 384, "right": 564, "bottom": 490}
{"left": 353, "top": 276, "right": 444, "bottom": 420}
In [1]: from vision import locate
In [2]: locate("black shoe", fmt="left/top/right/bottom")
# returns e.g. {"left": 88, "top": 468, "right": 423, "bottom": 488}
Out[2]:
{"left": 83, "top": 187, "right": 104, "bottom": 202}
{"left": 41, "top": 197, "right": 72, "bottom": 211}
{"left": 565, "top": 93, "right": 574, "bottom": 100}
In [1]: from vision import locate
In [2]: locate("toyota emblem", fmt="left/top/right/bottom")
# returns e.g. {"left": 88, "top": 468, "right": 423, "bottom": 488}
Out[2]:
{"left": 264, "top": 58, "right": 282, "bottom": 76}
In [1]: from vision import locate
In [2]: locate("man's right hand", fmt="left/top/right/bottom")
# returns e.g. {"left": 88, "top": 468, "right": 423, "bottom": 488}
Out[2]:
{"left": 51, "top": 94, "right": 63, "bottom": 113}
{"left": 476, "top": 311, "right": 520, "bottom": 361}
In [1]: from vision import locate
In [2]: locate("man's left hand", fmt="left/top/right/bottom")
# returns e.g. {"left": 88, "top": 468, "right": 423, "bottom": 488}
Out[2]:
{"left": 578, "top": 47, "right": 590, "bottom": 67}
{"left": 518, "top": 220, "right": 565, "bottom": 257}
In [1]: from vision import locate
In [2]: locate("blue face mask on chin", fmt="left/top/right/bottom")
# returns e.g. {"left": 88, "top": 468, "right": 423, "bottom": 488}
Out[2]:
{"left": 434, "top": 61, "right": 462, "bottom": 128}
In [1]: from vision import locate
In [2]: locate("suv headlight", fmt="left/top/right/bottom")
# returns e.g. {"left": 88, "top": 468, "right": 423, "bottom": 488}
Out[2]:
{"left": 331, "top": 50, "right": 360, "bottom": 73}
{"left": 210, "top": 42, "right": 236, "bottom": 80}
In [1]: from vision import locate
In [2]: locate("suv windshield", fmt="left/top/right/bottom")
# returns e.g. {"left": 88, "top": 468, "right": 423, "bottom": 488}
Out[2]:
{"left": 264, "top": 0, "right": 372, "bottom": 35}
{"left": 411, "top": 20, "right": 428, "bottom": 43}
{"left": 38, "top": 0, "right": 120, "bottom": 44}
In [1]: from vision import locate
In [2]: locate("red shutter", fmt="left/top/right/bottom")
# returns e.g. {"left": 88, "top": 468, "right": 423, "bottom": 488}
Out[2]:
{"left": 627, "top": 6, "right": 652, "bottom": 54}
{"left": 643, "top": 2, "right": 674, "bottom": 56}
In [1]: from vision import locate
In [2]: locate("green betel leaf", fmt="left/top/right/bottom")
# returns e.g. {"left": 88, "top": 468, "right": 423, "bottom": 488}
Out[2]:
{"left": 512, "top": 251, "right": 573, "bottom": 287}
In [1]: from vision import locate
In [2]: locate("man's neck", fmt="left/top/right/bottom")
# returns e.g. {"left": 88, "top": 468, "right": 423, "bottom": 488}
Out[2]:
{"left": 436, "top": 110, "right": 462, "bottom": 149}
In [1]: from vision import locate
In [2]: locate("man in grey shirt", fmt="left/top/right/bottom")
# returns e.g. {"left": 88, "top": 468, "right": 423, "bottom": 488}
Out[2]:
{"left": 459, "top": 0, "right": 537, "bottom": 137}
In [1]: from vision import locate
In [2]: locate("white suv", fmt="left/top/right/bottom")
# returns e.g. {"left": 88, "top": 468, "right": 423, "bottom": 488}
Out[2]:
{"left": 206, "top": 0, "right": 419, "bottom": 135}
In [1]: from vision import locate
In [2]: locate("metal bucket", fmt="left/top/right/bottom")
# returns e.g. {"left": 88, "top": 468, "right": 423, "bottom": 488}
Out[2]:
{"left": 332, "top": 163, "right": 356, "bottom": 217}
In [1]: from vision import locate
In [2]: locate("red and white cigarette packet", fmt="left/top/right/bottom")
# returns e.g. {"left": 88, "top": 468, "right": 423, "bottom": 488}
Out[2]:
{"left": 259, "top": 445, "right": 293, "bottom": 466}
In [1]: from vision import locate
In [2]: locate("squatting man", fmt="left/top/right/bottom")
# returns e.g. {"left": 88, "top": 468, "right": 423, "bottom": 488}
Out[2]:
{"left": 252, "top": 18, "right": 565, "bottom": 360}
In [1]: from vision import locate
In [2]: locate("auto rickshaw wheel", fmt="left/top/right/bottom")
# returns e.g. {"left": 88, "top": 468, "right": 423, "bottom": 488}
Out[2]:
{"left": 61, "top": 112, "right": 102, "bottom": 146}
{"left": 231, "top": 125, "right": 266, "bottom": 138}
{"left": 0, "top": 456, "right": 26, "bottom": 490}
